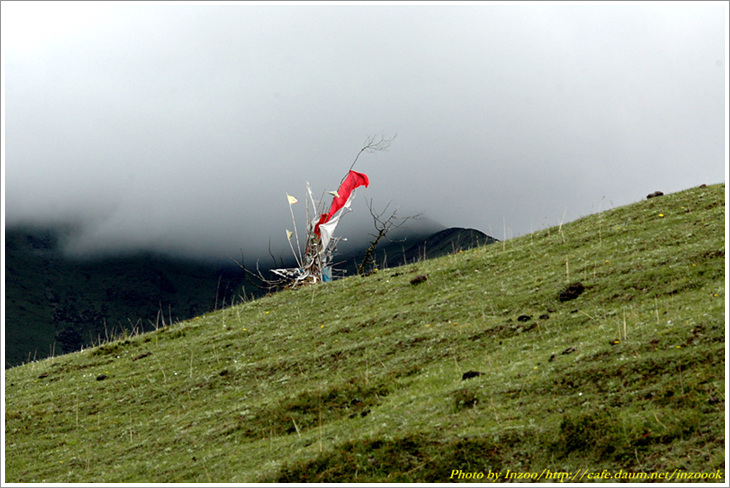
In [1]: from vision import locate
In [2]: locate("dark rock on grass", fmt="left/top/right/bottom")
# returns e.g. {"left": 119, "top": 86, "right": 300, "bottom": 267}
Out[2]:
{"left": 461, "top": 370, "right": 484, "bottom": 381}
{"left": 517, "top": 315, "right": 532, "bottom": 322}
{"left": 561, "top": 347, "right": 576, "bottom": 355}
{"left": 96, "top": 374, "right": 108, "bottom": 381}
{"left": 559, "top": 282, "right": 585, "bottom": 302}
{"left": 410, "top": 275, "right": 428, "bottom": 285}
{"left": 647, "top": 191, "right": 664, "bottom": 199}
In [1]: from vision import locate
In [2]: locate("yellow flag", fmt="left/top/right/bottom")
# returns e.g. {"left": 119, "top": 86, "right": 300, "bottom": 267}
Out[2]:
{"left": 287, "top": 194, "right": 298, "bottom": 205}
{"left": 286, "top": 229, "right": 293, "bottom": 240}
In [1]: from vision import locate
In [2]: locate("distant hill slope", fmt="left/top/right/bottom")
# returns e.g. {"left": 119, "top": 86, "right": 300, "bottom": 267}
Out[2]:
{"left": 4, "top": 183, "right": 724, "bottom": 483}
{"left": 337, "top": 227, "right": 497, "bottom": 273}
{"left": 4, "top": 226, "right": 494, "bottom": 367}
{"left": 390, "top": 227, "right": 498, "bottom": 265}
{"left": 4, "top": 228, "right": 253, "bottom": 368}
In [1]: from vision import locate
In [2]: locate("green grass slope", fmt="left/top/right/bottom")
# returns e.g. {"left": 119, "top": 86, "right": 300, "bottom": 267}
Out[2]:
{"left": 4, "top": 184, "right": 725, "bottom": 483}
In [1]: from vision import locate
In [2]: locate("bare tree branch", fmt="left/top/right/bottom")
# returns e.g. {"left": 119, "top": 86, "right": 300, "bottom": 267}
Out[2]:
{"left": 343, "top": 134, "right": 397, "bottom": 184}
{"left": 358, "top": 198, "right": 421, "bottom": 275}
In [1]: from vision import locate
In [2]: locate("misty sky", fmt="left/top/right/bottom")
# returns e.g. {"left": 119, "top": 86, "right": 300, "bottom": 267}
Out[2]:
{"left": 2, "top": 1, "right": 727, "bottom": 262}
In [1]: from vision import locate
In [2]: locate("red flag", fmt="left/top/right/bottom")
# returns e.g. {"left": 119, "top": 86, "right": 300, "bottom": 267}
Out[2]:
{"left": 326, "top": 170, "right": 369, "bottom": 221}
{"left": 314, "top": 170, "right": 369, "bottom": 236}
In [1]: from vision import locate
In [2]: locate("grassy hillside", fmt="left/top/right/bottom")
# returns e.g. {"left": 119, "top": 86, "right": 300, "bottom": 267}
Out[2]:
{"left": 4, "top": 183, "right": 725, "bottom": 483}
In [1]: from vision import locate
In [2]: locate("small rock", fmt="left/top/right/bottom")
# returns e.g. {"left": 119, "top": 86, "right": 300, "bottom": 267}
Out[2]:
{"left": 461, "top": 370, "right": 484, "bottom": 380}
{"left": 549, "top": 354, "right": 556, "bottom": 362}
{"left": 539, "top": 314, "right": 550, "bottom": 320}
{"left": 410, "top": 275, "right": 428, "bottom": 285}
{"left": 561, "top": 347, "right": 576, "bottom": 355}
{"left": 96, "top": 374, "right": 108, "bottom": 381}
{"left": 559, "top": 282, "right": 585, "bottom": 302}
{"left": 647, "top": 191, "right": 664, "bottom": 199}
{"left": 517, "top": 315, "right": 532, "bottom": 322}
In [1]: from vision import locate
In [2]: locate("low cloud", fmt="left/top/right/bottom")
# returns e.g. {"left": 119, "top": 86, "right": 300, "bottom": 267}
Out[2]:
{"left": 3, "top": 3, "right": 725, "bottom": 262}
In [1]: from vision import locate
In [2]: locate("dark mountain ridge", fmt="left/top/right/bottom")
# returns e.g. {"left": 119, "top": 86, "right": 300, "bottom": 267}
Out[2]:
{"left": 336, "top": 227, "right": 498, "bottom": 274}
{"left": 387, "top": 226, "right": 498, "bottom": 265}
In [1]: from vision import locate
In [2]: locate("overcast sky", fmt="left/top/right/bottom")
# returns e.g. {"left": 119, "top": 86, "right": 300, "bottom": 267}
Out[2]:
{"left": 2, "top": 1, "right": 727, "bottom": 262}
